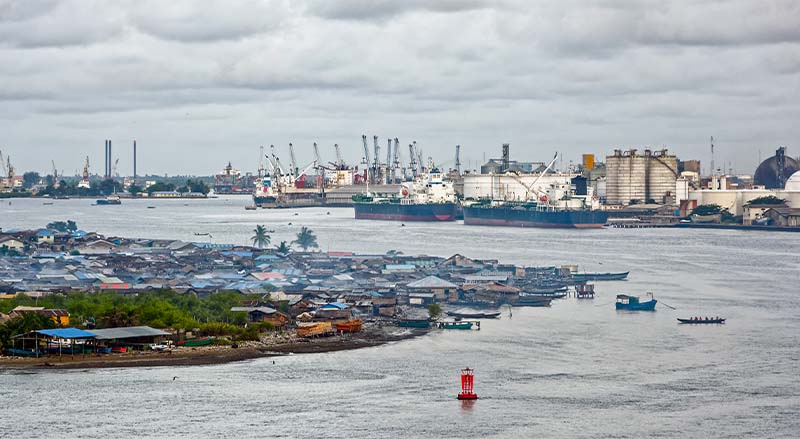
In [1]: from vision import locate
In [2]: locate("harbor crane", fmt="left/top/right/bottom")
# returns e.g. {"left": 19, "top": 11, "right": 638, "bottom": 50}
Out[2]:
{"left": 51, "top": 160, "right": 60, "bottom": 187}
{"left": 386, "top": 138, "right": 393, "bottom": 184}
{"left": 454, "top": 145, "right": 461, "bottom": 175}
{"left": 408, "top": 143, "right": 417, "bottom": 178}
{"left": 313, "top": 142, "right": 322, "bottom": 166}
{"left": 373, "top": 135, "right": 380, "bottom": 184}
{"left": 288, "top": 142, "right": 299, "bottom": 178}
{"left": 392, "top": 138, "right": 401, "bottom": 174}
{"left": 111, "top": 158, "right": 119, "bottom": 178}
{"left": 334, "top": 143, "right": 344, "bottom": 168}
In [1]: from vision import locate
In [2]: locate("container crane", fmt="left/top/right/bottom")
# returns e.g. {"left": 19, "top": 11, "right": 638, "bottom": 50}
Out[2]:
{"left": 373, "top": 135, "right": 380, "bottom": 184}
{"left": 288, "top": 142, "right": 299, "bottom": 178}
{"left": 334, "top": 143, "right": 344, "bottom": 169}
{"left": 408, "top": 143, "right": 417, "bottom": 178}
{"left": 392, "top": 137, "right": 405, "bottom": 179}
{"left": 386, "top": 138, "right": 393, "bottom": 183}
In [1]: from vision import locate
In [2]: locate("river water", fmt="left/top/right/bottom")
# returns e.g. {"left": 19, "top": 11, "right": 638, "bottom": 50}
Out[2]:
{"left": 1, "top": 197, "right": 799, "bottom": 438}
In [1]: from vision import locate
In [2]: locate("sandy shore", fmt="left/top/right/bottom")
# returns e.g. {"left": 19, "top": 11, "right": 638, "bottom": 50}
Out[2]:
{"left": 0, "top": 326, "right": 427, "bottom": 370}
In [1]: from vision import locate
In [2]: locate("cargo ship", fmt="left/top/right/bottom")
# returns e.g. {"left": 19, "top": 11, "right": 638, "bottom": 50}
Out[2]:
{"left": 252, "top": 175, "right": 278, "bottom": 207}
{"left": 463, "top": 201, "right": 608, "bottom": 228}
{"left": 353, "top": 168, "right": 458, "bottom": 221}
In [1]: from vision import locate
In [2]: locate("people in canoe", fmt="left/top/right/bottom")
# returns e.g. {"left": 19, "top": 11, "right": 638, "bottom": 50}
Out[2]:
{"left": 690, "top": 316, "right": 720, "bottom": 321}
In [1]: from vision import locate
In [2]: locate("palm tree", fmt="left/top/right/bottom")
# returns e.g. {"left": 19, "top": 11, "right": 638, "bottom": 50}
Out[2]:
{"left": 293, "top": 226, "right": 318, "bottom": 251}
{"left": 276, "top": 241, "right": 291, "bottom": 255}
{"left": 251, "top": 225, "right": 270, "bottom": 249}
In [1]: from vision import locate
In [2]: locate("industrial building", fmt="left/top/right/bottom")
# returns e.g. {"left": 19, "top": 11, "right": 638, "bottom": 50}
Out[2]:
{"left": 605, "top": 149, "right": 679, "bottom": 205}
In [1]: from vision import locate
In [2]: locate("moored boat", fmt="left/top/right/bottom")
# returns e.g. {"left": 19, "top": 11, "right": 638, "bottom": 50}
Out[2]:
{"left": 354, "top": 168, "right": 457, "bottom": 221}
{"left": 438, "top": 321, "right": 474, "bottom": 330}
{"left": 571, "top": 271, "right": 629, "bottom": 281}
{"left": 335, "top": 319, "right": 363, "bottom": 333}
{"left": 615, "top": 293, "right": 657, "bottom": 311}
{"left": 396, "top": 319, "right": 430, "bottom": 328}
{"left": 677, "top": 317, "right": 726, "bottom": 324}
{"left": 178, "top": 337, "right": 215, "bottom": 347}
{"left": 515, "top": 295, "right": 552, "bottom": 307}
{"left": 446, "top": 309, "right": 501, "bottom": 319}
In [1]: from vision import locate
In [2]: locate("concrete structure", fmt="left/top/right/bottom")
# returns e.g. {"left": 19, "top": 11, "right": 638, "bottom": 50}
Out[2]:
{"left": 606, "top": 149, "right": 679, "bottom": 205}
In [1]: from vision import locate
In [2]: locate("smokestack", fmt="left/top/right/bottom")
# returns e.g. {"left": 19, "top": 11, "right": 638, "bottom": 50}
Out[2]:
{"left": 133, "top": 140, "right": 137, "bottom": 180}
{"left": 501, "top": 143, "right": 510, "bottom": 172}
{"left": 108, "top": 140, "right": 112, "bottom": 178}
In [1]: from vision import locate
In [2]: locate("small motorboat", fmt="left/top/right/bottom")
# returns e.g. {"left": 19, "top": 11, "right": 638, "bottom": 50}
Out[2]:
{"left": 615, "top": 293, "right": 657, "bottom": 311}
{"left": 244, "top": 205, "right": 257, "bottom": 210}
{"left": 678, "top": 317, "right": 726, "bottom": 324}
{"left": 446, "top": 309, "right": 501, "bottom": 319}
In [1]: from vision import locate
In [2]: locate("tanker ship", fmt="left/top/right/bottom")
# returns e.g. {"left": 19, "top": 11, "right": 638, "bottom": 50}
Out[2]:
{"left": 463, "top": 201, "right": 608, "bottom": 228}
{"left": 353, "top": 168, "right": 458, "bottom": 221}
{"left": 462, "top": 152, "right": 607, "bottom": 228}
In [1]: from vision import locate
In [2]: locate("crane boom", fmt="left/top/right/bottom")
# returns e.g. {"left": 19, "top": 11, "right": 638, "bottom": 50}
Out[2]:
{"left": 313, "top": 142, "right": 322, "bottom": 165}
{"left": 334, "top": 144, "right": 343, "bottom": 168}
{"left": 361, "top": 135, "right": 370, "bottom": 167}
{"left": 455, "top": 145, "right": 461, "bottom": 174}
{"left": 288, "top": 142, "right": 298, "bottom": 177}
{"left": 508, "top": 152, "right": 559, "bottom": 201}
{"left": 408, "top": 143, "right": 417, "bottom": 178}
{"left": 0, "top": 150, "right": 6, "bottom": 177}
{"left": 373, "top": 135, "right": 380, "bottom": 184}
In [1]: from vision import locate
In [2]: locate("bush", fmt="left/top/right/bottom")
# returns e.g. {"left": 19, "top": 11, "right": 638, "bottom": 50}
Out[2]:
{"left": 198, "top": 322, "right": 239, "bottom": 336}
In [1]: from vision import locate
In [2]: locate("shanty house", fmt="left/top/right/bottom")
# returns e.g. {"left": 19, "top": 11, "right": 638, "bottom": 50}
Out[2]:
{"left": 406, "top": 276, "right": 458, "bottom": 302}
{"left": 230, "top": 306, "right": 289, "bottom": 327}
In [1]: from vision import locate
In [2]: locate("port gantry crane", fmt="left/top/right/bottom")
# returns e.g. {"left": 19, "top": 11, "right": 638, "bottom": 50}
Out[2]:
{"left": 372, "top": 135, "right": 380, "bottom": 185}
{"left": 288, "top": 142, "right": 299, "bottom": 178}
{"left": 506, "top": 152, "right": 559, "bottom": 202}
{"left": 392, "top": 138, "right": 401, "bottom": 182}
{"left": 333, "top": 143, "right": 344, "bottom": 169}
{"left": 386, "top": 138, "right": 393, "bottom": 184}
{"left": 408, "top": 142, "right": 418, "bottom": 178}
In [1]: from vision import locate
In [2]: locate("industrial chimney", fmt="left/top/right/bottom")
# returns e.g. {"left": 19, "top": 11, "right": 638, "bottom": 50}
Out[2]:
{"left": 501, "top": 143, "right": 510, "bottom": 173}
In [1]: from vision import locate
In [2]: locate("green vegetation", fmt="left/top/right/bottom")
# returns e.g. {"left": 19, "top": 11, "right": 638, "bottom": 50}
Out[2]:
{"left": 251, "top": 225, "right": 270, "bottom": 249}
{"left": 692, "top": 204, "right": 723, "bottom": 215}
{"left": 22, "top": 171, "right": 41, "bottom": 189}
{"left": 293, "top": 226, "right": 318, "bottom": 251}
{"left": 127, "top": 183, "right": 143, "bottom": 195}
{"left": 428, "top": 303, "right": 442, "bottom": 319}
{"left": 178, "top": 179, "right": 210, "bottom": 195}
{"left": 146, "top": 182, "right": 175, "bottom": 194}
{"left": 0, "top": 313, "right": 56, "bottom": 350}
{"left": 745, "top": 196, "right": 786, "bottom": 206}
{"left": 692, "top": 204, "right": 735, "bottom": 223}
{"left": 0, "top": 290, "right": 254, "bottom": 330}
{"left": 276, "top": 241, "right": 291, "bottom": 255}
{"left": 46, "top": 220, "right": 78, "bottom": 233}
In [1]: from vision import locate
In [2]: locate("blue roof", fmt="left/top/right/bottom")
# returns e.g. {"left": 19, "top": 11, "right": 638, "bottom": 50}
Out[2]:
{"left": 256, "top": 254, "right": 278, "bottom": 261}
{"left": 35, "top": 328, "right": 97, "bottom": 339}
{"left": 320, "top": 302, "right": 349, "bottom": 309}
{"left": 221, "top": 251, "right": 253, "bottom": 258}
{"left": 71, "top": 230, "right": 88, "bottom": 238}
{"left": 36, "top": 229, "right": 54, "bottom": 237}
{"left": 385, "top": 264, "right": 416, "bottom": 270}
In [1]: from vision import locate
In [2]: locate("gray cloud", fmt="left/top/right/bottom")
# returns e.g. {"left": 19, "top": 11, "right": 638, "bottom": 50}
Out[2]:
{"left": 0, "top": 0, "right": 798, "bottom": 176}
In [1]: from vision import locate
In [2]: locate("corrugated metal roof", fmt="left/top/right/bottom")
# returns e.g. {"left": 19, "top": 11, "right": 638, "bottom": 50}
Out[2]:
{"left": 406, "top": 276, "right": 457, "bottom": 289}
{"left": 88, "top": 326, "right": 169, "bottom": 340}
{"left": 35, "top": 328, "right": 97, "bottom": 339}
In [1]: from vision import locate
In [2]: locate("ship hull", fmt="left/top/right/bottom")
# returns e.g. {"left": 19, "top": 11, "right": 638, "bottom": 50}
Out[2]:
{"left": 354, "top": 202, "right": 457, "bottom": 221}
{"left": 463, "top": 205, "right": 608, "bottom": 229}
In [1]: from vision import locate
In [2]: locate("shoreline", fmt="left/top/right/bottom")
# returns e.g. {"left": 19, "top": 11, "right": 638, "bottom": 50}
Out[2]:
{"left": 0, "top": 327, "right": 428, "bottom": 371}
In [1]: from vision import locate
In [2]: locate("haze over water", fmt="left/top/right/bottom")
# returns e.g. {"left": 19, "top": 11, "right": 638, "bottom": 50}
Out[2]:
{"left": 2, "top": 197, "right": 799, "bottom": 438}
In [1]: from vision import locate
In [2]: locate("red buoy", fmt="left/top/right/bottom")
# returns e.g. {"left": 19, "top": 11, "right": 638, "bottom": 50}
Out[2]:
{"left": 457, "top": 367, "right": 479, "bottom": 400}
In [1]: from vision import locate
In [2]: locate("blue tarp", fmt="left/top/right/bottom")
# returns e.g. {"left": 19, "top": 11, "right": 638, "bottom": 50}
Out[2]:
{"left": 320, "top": 302, "right": 349, "bottom": 309}
{"left": 35, "top": 328, "right": 97, "bottom": 339}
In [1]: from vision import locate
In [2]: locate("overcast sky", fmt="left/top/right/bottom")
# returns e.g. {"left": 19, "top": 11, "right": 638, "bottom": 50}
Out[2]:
{"left": 1, "top": 0, "right": 798, "bottom": 176}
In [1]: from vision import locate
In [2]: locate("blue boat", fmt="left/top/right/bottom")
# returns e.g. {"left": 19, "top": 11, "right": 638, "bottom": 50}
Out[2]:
{"left": 615, "top": 293, "right": 657, "bottom": 311}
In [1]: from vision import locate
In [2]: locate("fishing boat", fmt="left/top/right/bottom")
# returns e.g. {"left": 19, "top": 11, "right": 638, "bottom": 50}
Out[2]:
{"left": 446, "top": 309, "right": 501, "bottom": 319}
{"left": 571, "top": 271, "right": 629, "bottom": 281}
{"left": 438, "top": 321, "right": 474, "bottom": 330}
{"left": 244, "top": 205, "right": 257, "bottom": 211}
{"left": 677, "top": 317, "right": 726, "bottom": 324}
{"left": 5, "top": 348, "right": 42, "bottom": 357}
{"left": 335, "top": 319, "right": 363, "bottom": 333}
{"left": 396, "top": 319, "right": 430, "bottom": 328}
{"left": 615, "top": 293, "right": 657, "bottom": 311}
{"left": 177, "top": 337, "right": 215, "bottom": 347}
{"left": 515, "top": 295, "right": 552, "bottom": 307}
